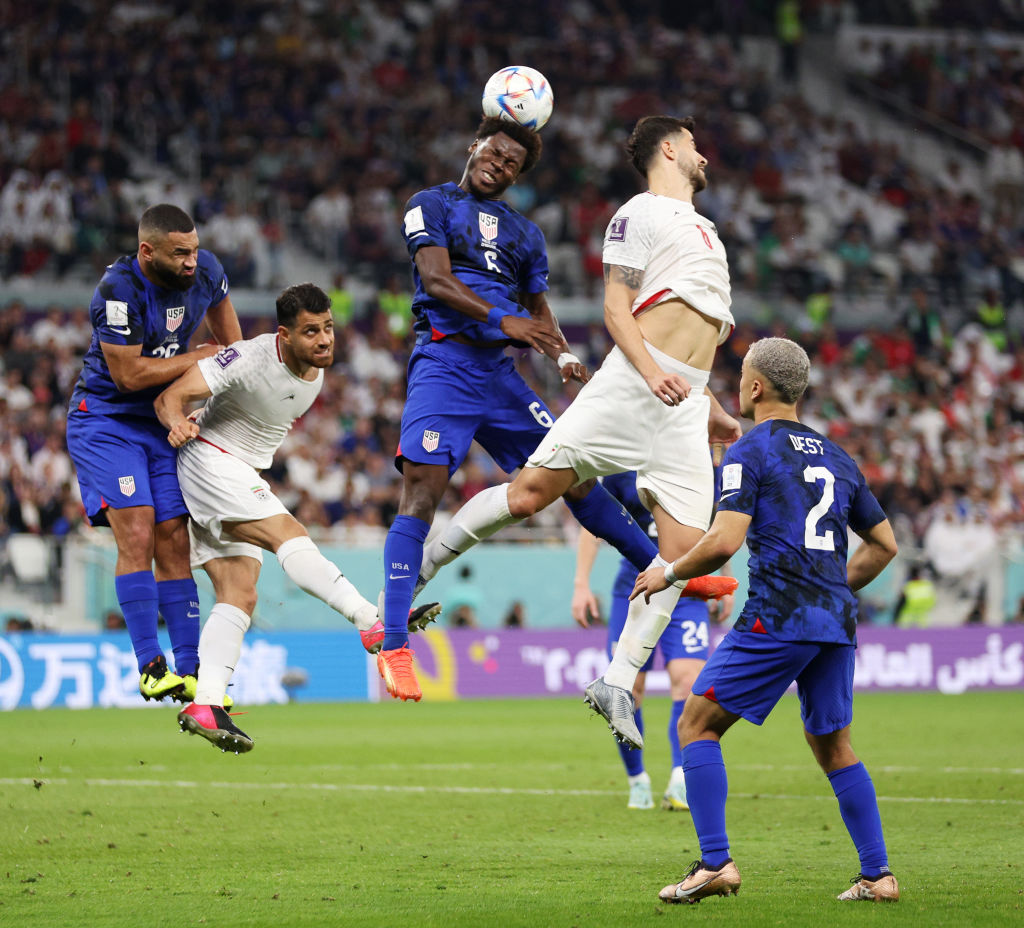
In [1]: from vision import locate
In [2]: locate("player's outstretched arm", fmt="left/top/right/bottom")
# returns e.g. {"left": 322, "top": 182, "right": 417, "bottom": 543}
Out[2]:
{"left": 847, "top": 518, "right": 898, "bottom": 592}
{"left": 520, "top": 291, "right": 589, "bottom": 384}
{"left": 154, "top": 364, "right": 214, "bottom": 448}
{"left": 414, "top": 246, "right": 563, "bottom": 355}
{"left": 630, "top": 510, "right": 749, "bottom": 603}
{"left": 603, "top": 262, "right": 690, "bottom": 406}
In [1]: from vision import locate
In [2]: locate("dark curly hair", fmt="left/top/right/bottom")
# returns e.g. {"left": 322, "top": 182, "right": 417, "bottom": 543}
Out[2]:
{"left": 474, "top": 116, "right": 543, "bottom": 174}
{"left": 626, "top": 115, "right": 697, "bottom": 177}
{"left": 276, "top": 282, "right": 331, "bottom": 328}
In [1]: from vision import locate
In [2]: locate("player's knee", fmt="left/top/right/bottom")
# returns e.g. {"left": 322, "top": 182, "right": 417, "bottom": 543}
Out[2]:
{"left": 236, "top": 586, "right": 258, "bottom": 616}
{"left": 506, "top": 481, "right": 551, "bottom": 519}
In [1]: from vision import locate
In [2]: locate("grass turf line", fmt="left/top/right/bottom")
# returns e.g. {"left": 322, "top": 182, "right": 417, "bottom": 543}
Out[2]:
{"left": 0, "top": 691, "right": 1021, "bottom": 927}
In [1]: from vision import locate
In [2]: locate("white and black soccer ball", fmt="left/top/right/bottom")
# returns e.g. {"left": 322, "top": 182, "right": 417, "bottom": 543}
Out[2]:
{"left": 481, "top": 66, "right": 554, "bottom": 131}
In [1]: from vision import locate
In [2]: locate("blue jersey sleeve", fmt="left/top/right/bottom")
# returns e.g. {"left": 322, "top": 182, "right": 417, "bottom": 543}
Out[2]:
{"left": 92, "top": 264, "right": 145, "bottom": 346}
{"left": 402, "top": 189, "right": 449, "bottom": 257}
{"left": 716, "top": 436, "right": 763, "bottom": 516}
{"left": 848, "top": 475, "right": 886, "bottom": 533}
{"left": 518, "top": 224, "right": 549, "bottom": 295}
{"left": 199, "top": 250, "right": 230, "bottom": 308}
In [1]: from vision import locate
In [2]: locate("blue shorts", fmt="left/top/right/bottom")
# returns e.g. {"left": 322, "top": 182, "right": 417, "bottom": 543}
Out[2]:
{"left": 691, "top": 628, "right": 855, "bottom": 735}
{"left": 396, "top": 341, "right": 552, "bottom": 476}
{"left": 66, "top": 408, "right": 188, "bottom": 526}
{"left": 608, "top": 559, "right": 710, "bottom": 669}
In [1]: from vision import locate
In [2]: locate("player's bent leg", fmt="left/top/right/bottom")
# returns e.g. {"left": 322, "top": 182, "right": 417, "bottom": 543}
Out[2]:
{"left": 416, "top": 482, "right": 525, "bottom": 597}
{"left": 563, "top": 479, "right": 658, "bottom": 573}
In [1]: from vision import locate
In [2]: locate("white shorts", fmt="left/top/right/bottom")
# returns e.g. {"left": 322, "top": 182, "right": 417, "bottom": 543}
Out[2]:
{"left": 526, "top": 343, "right": 714, "bottom": 529}
{"left": 177, "top": 438, "right": 288, "bottom": 568}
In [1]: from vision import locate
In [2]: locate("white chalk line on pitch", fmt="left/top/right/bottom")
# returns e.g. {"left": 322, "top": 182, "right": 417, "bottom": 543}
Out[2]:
{"left": 1, "top": 777, "right": 1021, "bottom": 805}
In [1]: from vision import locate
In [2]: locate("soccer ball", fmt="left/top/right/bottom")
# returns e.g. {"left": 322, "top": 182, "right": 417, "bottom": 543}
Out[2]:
{"left": 481, "top": 66, "right": 554, "bottom": 130}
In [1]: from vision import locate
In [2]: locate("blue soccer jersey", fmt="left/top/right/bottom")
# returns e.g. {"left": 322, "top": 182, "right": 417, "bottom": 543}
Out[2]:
{"left": 717, "top": 419, "right": 886, "bottom": 644}
{"left": 401, "top": 182, "right": 548, "bottom": 345}
{"left": 70, "top": 251, "right": 229, "bottom": 418}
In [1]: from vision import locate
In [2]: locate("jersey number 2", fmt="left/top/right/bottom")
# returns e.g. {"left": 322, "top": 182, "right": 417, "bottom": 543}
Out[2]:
{"left": 802, "top": 465, "right": 835, "bottom": 551}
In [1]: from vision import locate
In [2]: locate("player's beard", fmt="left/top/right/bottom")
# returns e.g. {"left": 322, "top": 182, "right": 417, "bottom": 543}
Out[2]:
{"left": 150, "top": 257, "right": 196, "bottom": 291}
{"left": 689, "top": 164, "right": 707, "bottom": 194}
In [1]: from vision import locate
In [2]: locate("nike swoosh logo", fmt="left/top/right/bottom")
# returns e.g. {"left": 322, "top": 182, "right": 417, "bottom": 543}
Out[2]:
{"left": 389, "top": 574, "right": 410, "bottom": 580}
{"left": 110, "top": 326, "right": 131, "bottom": 335}
{"left": 719, "top": 491, "right": 739, "bottom": 500}
{"left": 677, "top": 878, "right": 714, "bottom": 897}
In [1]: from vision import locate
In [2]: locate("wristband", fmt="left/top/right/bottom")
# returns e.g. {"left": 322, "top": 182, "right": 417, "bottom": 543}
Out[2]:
{"left": 487, "top": 306, "right": 509, "bottom": 329}
{"left": 663, "top": 564, "right": 686, "bottom": 589}
{"left": 557, "top": 352, "right": 580, "bottom": 368}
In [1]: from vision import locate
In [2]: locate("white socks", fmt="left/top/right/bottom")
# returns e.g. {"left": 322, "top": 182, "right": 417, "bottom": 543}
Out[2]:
{"left": 628, "top": 771, "right": 651, "bottom": 787}
{"left": 276, "top": 535, "right": 377, "bottom": 630}
{"left": 196, "top": 602, "right": 250, "bottom": 705}
{"left": 420, "top": 484, "right": 521, "bottom": 583}
{"left": 603, "top": 556, "right": 682, "bottom": 690}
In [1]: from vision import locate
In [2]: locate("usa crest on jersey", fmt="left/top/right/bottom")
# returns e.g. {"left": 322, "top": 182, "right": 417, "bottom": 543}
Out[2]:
{"left": 166, "top": 305, "right": 185, "bottom": 332}
{"left": 478, "top": 213, "right": 498, "bottom": 242}
{"left": 118, "top": 475, "right": 136, "bottom": 497}
{"left": 422, "top": 429, "right": 440, "bottom": 452}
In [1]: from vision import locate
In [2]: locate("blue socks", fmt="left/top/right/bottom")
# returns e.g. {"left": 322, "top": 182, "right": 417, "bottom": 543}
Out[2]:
{"left": 618, "top": 708, "right": 646, "bottom": 776}
{"left": 157, "top": 577, "right": 201, "bottom": 676}
{"left": 669, "top": 700, "right": 685, "bottom": 768}
{"left": 382, "top": 515, "right": 430, "bottom": 651}
{"left": 827, "top": 762, "right": 889, "bottom": 878}
{"left": 683, "top": 739, "right": 730, "bottom": 867}
{"left": 565, "top": 483, "right": 657, "bottom": 572}
{"left": 115, "top": 570, "right": 161, "bottom": 672}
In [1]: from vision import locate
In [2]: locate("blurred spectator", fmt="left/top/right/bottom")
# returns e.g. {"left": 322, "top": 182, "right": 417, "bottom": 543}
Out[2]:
{"left": 894, "top": 564, "right": 937, "bottom": 627}
{"left": 502, "top": 600, "right": 527, "bottom": 628}
{"left": 447, "top": 564, "right": 483, "bottom": 628}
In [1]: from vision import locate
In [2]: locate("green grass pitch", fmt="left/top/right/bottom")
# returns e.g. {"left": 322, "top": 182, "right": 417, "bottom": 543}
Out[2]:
{"left": 1, "top": 691, "right": 1022, "bottom": 927}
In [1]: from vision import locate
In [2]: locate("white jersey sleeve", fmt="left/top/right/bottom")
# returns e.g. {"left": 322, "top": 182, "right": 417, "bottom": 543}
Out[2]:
{"left": 192, "top": 333, "right": 323, "bottom": 470}
{"left": 602, "top": 199, "right": 655, "bottom": 271}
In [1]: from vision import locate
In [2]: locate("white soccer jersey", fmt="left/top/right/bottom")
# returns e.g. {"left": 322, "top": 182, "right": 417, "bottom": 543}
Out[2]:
{"left": 603, "top": 192, "right": 733, "bottom": 344}
{"left": 193, "top": 333, "right": 323, "bottom": 469}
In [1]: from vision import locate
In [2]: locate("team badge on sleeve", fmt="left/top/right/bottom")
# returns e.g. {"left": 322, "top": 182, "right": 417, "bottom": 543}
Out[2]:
{"left": 721, "top": 463, "right": 742, "bottom": 492}
{"left": 607, "top": 217, "right": 629, "bottom": 242}
{"left": 105, "top": 300, "right": 129, "bottom": 326}
{"left": 118, "top": 475, "right": 136, "bottom": 497}
{"left": 215, "top": 347, "right": 240, "bottom": 368}
{"left": 422, "top": 430, "right": 440, "bottom": 452}
{"left": 404, "top": 205, "right": 425, "bottom": 237}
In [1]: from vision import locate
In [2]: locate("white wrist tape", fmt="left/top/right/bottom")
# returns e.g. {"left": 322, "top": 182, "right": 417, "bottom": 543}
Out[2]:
{"left": 663, "top": 564, "right": 687, "bottom": 590}
{"left": 557, "top": 352, "right": 580, "bottom": 368}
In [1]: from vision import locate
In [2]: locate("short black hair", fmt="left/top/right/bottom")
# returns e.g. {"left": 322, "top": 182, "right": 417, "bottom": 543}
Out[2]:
{"left": 474, "top": 116, "right": 542, "bottom": 174}
{"left": 276, "top": 283, "right": 332, "bottom": 328}
{"left": 625, "top": 115, "right": 697, "bottom": 177}
{"left": 138, "top": 204, "right": 195, "bottom": 242}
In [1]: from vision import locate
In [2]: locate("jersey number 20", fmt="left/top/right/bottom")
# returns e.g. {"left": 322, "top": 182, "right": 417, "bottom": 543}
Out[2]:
{"left": 802, "top": 465, "right": 835, "bottom": 551}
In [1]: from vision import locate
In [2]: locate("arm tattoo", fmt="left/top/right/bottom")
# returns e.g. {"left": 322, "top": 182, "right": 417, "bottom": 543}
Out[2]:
{"left": 603, "top": 264, "right": 643, "bottom": 288}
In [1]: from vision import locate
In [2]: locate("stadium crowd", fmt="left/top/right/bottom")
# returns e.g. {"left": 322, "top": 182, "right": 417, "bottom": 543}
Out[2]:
{"left": 1, "top": 0, "right": 1022, "bottom": 620}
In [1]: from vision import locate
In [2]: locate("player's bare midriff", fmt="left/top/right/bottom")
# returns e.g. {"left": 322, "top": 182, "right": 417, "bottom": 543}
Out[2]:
{"left": 635, "top": 297, "right": 722, "bottom": 371}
